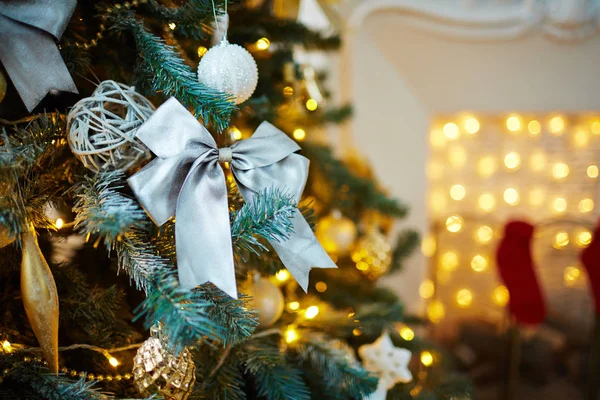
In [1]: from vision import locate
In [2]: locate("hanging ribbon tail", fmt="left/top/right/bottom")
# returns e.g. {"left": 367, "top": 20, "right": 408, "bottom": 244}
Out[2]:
{"left": 269, "top": 211, "right": 337, "bottom": 291}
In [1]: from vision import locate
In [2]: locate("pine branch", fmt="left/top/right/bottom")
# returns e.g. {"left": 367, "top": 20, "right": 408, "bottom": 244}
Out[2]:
{"left": 110, "top": 14, "right": 236, "bottom": 131}
{"left": 389, "top": 229, "right": 420, "bottom": 274}
{"left": 199, "top": 348, "right": 247, "bottom": 400}
{"left": 144, "top": 0, "right": 226, "bottom": 40}
{"left": 241, "top": 338, "right": 311, "bottom": 400}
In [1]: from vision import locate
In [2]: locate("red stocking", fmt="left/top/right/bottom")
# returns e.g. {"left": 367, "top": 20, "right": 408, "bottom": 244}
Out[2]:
{"left": 496, "top": 221, "right": 546, "bottom": 325}
{"left": 580, "top": 222, "right": 600, "bottom": 315}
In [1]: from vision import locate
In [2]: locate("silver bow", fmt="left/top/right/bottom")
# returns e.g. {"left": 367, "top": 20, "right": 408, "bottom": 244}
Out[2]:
{"left": 0, "top": 0, "right": 78, "bottom": 112}
{"left": 128, "top": 98, "right": 336, "bottom": 298}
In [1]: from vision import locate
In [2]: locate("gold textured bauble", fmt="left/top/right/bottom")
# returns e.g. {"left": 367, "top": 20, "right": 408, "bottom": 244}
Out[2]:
{"left": 351, "top": 229, "right": 392, "bottom": 280}
{"left": 0, "top": 70, "right": 6, "bottom": 103}
{"left": 21, "top": 228, "right": 59, "bottom": 373}
{"left": 0, "top": 224, "right": 15, "bottom": 248}
{"left": 133, "top": 324, "right": 196, "bottom": 400}
{"left": 316, "top": 210, "right": 358, "bottom": 256}
{"left": 247, "top": 276, "right": 285, "bottom": 327}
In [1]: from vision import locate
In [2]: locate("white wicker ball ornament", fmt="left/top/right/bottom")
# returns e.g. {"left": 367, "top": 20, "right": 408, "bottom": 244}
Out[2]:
{"left": 197, "top": 39, "right": 258, "bottom": 105}
{"left": 67, "top": 80, "right": 154, "bottom": 172}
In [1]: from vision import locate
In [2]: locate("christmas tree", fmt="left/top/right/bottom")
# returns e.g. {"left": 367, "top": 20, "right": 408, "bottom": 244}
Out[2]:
{"left": 0, "top": 1, "right": 473, "bottom": 399}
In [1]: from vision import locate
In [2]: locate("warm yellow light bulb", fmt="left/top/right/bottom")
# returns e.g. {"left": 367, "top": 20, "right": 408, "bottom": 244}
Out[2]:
{"left": 168, "top": 22, "right": 176, "bottom": 30}
{"left": 283, "top": 86, "right": 294, "bottom": 96}
{"left": 445, "top": 215, "right": 463, "bottom": 233}
{"left": 230, "top": 126, "right": 242, "bottom": 141}
{"left": 476, "top": 155, "right": 496, "bottom": 178}
{"left": 421, "top": 351, "right": 434, "bottom": 367}
{"left": 475, "top": 225, "right": 493, "bottom": 244}
{"left": 449, "top": 184, "right": 466, "bottom": 201}
{"left": 529, "top": 150, "right": 547, "bottom": 172}
{"left": 448, "top": 145, "right": 467, "bottom": 168}
{"left": 528, "top": 120, "right": 542, "bottom": 135}
{"left": 427, "top": 300, "right": 445, "bottom": 323}
{"left": 306, "top": 98, "right": 318, "bottom": 111}
{"left": 305, "top": 305, "right": 319, "bottom": 319}
{"left": 574, "top": 129, "right": 589, "bottom": 147}
{"left": 441, "top": 251, "right": 459, "bottom": 271}
{"left": 285, "top": 327, "right": 299, "bottom": 343}
{"left": 197, "top": 46, "right": 208, "bottom": 57}
{"left": 503, "top": 188, "right": 519, "bottom": 205}
{"left": 592, "top": 121, "right": 600, "bottom": 135}
{"left": 1, "top": 340, "right": 12, "bottom": 353}
{"left": 464, "top": 117, "right": 480, "bottom": 134}
{"left": 255, "top": 37, "right": 271, "bottom": 51}
{"left": 564, "top": 266, "right": 581, "bottom": 287}
{"left": 470, "top": 254, "right": 488, "bottom": 272}
{"left": 553, "top": 231, "right": 570, "bottom": 249}
{"left": 576, "top": 230, "right": 592, "bottom": 248}
{"left": 419, "top": 279, "right": 435, "bottom": 299}
{"left": 588, "top": 165, "right": 599, "bottom": 179}
{"left": 492, "top": 285, "right": 509, "bottom": 306}
{"left": 552, "top": 197, "right": 567, "bottom": 213}
{"left": 109, "top": 357, "right": 119, "bottom": 367}
{"left": 288, "top": 301, "right": 300, "bottom": 311}
{"left": 293, "top": 128, "right": 306, "bottom": 141}
{"left": 528, "top": 187, "right": 546, "bottom": 207}
{"left": 549, "top": 116, "right": 565, "bottom": 135}
{"left": 275, "top": 269, "right": 290, "bottom": 282}
{"left": 478, "top": 193, "right": 496, "bottom": 212}
{"left": 315, "top": 281, "right": 328, "bottom": 292}
{"left": 456, "top": 288, "right": 473, "bottom": 308}
{"left": 399, "top": 326, "right": 415, "bottom": 341}
{"left": 429, "top": 129, "right": 446, "bottom": 148}
{"left": 579, "top": 198, "right": 595, "bottom": 213}
{"left": 443, "top": 122, "right": 459, "bottom": 139}
{"left": 429, "top": 190, "right": 447, "bottom": 214}
{"left": 506, "top": 115, "right": 521, "bottom": 132}
{"left": 55, "top": 218, "right": 64, "bottom": 229}
{"left": 504, "top": 152, "right": 521, "bottom": 170}
{"left": 552, "top": 163, "right": 570, "bottom": 180}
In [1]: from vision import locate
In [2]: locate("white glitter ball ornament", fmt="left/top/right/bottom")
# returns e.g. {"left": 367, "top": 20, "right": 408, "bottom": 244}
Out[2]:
{"left": 197, "top": 39, "right": 258, "bottom": 104}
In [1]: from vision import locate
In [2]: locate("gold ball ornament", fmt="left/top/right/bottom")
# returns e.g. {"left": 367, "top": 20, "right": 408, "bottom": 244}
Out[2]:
{"left": 246, "top": 276, "right": 285, "bottom": 327}
{"left": 0, "top": 70, "right": 6, "bottom": 103}
{"left": 133, "top": 324, "right": 196, "bottom": 400}
{"left": 316, "top": 210, "right": 358, "bottom": 256}
{"left": 352, "top": 229, "right": 392, "bottom": 279}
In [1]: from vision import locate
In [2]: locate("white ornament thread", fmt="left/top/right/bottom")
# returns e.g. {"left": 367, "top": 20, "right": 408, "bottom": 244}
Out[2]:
{"left": 67, "top": 80, "right": 154, "bottom": 172}
{"left": 197, "top": 40, "right": 259, "bottom": 105}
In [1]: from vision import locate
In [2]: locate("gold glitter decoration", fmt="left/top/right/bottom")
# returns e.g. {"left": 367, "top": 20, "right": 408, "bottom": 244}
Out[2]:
{"left": 351, "top": 229, "right": 392, "bottom": 279}
{"left": 133, "top": 324, "right": 196, "bottom": 400}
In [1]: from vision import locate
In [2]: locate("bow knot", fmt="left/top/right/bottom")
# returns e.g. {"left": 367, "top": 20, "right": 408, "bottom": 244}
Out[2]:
{"left": 128, "top": 98, "right": 336, "bottom": 298}
{"left": 218, "top": 147, "right": 233, "bottom": 163}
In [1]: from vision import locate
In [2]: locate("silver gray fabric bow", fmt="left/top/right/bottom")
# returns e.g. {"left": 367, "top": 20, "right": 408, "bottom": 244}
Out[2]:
{"left": 128, "top": 98, "right": 336, "bottom": 298}
{"left": 0, "top": 0, "right": 78, "bottom": 112}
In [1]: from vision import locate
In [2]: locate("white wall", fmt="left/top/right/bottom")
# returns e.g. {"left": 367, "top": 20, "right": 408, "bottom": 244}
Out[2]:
{"left": 345, "top": 8, "right": 600, "bottom": 314}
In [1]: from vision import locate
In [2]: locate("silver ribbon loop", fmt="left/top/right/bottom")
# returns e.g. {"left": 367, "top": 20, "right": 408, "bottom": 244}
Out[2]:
{"left": 0, "top": 0, "right": 78, "bottom": 112}
{"left": 128, "top": 98, "right": 337, "bottom": 298}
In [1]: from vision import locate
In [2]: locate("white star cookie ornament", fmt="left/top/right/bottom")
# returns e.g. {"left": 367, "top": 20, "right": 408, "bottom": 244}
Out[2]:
{"left": 358, "top": 332, "right": 413, "bottom": 400}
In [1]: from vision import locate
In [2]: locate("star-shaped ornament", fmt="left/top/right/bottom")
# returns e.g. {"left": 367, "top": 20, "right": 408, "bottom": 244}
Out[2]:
{"left": 358, "top": 332, "right": 412, "bottom": 399}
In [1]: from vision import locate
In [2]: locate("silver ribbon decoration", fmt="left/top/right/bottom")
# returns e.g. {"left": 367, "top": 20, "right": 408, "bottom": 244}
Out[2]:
{"left": 0, "top": 0, "right": 78, "bottom": 112}
{"left": 128, "top": 98, "right": 336, "bottom": 298}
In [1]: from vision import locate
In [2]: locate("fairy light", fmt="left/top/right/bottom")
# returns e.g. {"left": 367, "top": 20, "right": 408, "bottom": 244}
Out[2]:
{"left": 504, "top": 152, "right": 521, "bottom": 170}
{"left": 284, "top": 327, "right": 299, "bottom": 344}
{"left": 492, "top": 285, "right": 509, "bottom": 306}
{"left": 592, "top": 120, "right": 600, "bottom": 135}
{"left": 464, "top": 117, "right": 480, "bottom": 134}
{"left": 1, "top": 341, "right": 12, "bottom": 353}
{"left": 288, "top": 301, "right": 300, "bottom": 311}
{"left": 574, "top": 129, "right": 589, "bottom": 147}
{"left": 421, "top": 351, "right": 434, "bottom": 367}
{"left": 448, "top": 145, "right": 467, "bottom": 168}
{"left": 275, "top": 269, "right": 290, "bottom": 283}
{"left": 548, "top": 116, "right": 565, "bottom": 135}
{"left": 506, "top": 115, "right": 521, "bottom": 132}
{"left": 475, "top": 225, "right": 493, "bottom": 244}
{"left": 575, "top": 229, "right": 592, "bottom": 248}
{"left": 552, "top": 162, "right": 570, "bottom": 180}
{"left": 229, "top": 126, "right": 242, "bottom": 141}
{"left": 421, "top": 235, "right": 436, "bottom": 257}
{"left": 579, "top": 198, "right": 594, "bottom": 213}
{"left": 478, "top": 193, "right": 496, "bottom": 212}
{"left": 306, "top": 99, "right": 318, "bottom": 111}
{"left": 503, "top": 188, "right": 519, "bottom": 205}
{"left": 477, "top": 155, "right": 497, "bottom": 177}
{"left": 55, "top": 218, "right": 64, "bottom": 229}
{"left": 352, "top": 328, "right": 363, "bottom": 336}
{"left": 168, "top": 22, "right": 176, "bottom": 30}
{"left": 108, "top": 357, "right": 119, "bottom": 367}
{"left": 528, "top": 187, "right": 545, "bottom": 206}
{"left": 255, "top": 37, "right": 270, "bottom": 51}
{"left": 429, "top": 129, "right": 446, "bottom": 148}
{"left": 292, "top": 128, "right": 306, "bottom": 141}
{"left": 443, "top": 122, "right": 459, "bottom": 140}
{"left": 283, "top": 86, "right": 294, "bottom": 96}
{"left": 449, "top": 184, "right": 466, "bottom": 201}
{"left": 429, "top": 190, "right": 447, "bottom": 213}
{"left": 529, "top": 150, "right": 547, "bottom": 172}
{"left": 419, "top": 279, "right": 435, "bottom": 299}
{"left": 564, "top": 266, "right": 581, "bottom": 286}
{"left": 445, "top": 215, "right": 463, "bottom": 233}
{"left": 553, "top": 231, "right": 570, "bottom": 249}
{"left": 470, "top": 254, "right": 488, "bottom": 272}
{"left": 456, "top": 288, "right": 473, "bottom": 308}
{"left": 552, "top": 197, "right": 567, "bottom": 213}
{"left": 528, "top": 120, "right": 542, "bottom": 135}
{"left": 197, "top": 46, "right": 208, "bottom": 57}
{"left": 588, "top": 165, "right": 599, "bottom": 179}
{"left": 427, "top": 300, "right": 445, "bottom": 323}
{"left": 441, "top": 251, "right": 459, "bottom": 271}
{"left": 398, "top": 326, "right": 415, "bottom": 341}
{"left": 305, "top": 306, "right": 319, "bottom": 319}
{"left": 315, "top": 282, "right": 327, "bottom": 292}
